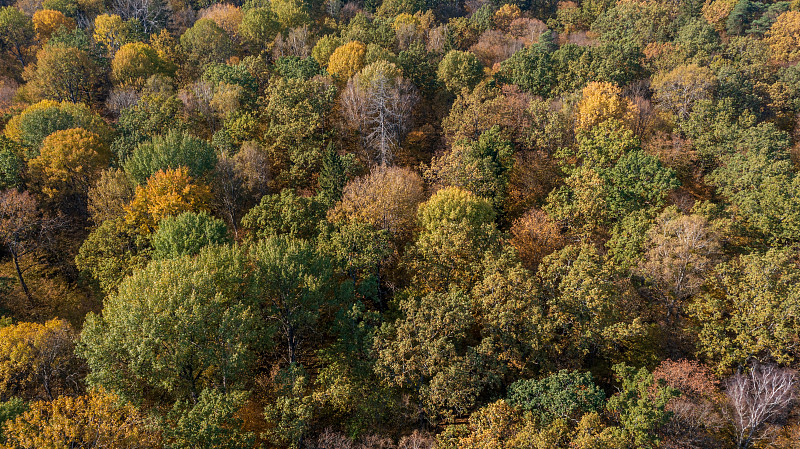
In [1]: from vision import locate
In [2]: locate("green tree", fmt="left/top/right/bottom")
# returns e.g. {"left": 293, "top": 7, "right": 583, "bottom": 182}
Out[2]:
{"left": 499, "top": 43, "right": 554, "bottom": 96}
{"left": 238, "top": 7, "right": 279, "bottom": 52}
{"left": 507, "top": 370, "right": 605, "bottom": 425}
{"left": 75, "top": 217, "right": 151, "bottom": 295}
{"left": 0, "top": 7, "right": 35, "bottom": 70}
{"left": 0, "top": 139, "right": 22, "bottom": 190}
{"left": 151, "top": 211, "right": 230, "bottom": 260}
{"left": 262, "top": 76, "right": 336, "bottom": 189}
{"left": 437, "top": 50, "right": 484, "bottom": 94}
{"left": 123, "top": 130, "right": 217, "bottom": 185}
{"left": 166, "top": 389, "right": 254, "bottom": 449}
{"left": 405, "top": 187, "right": 500, "bottom": 292}
{"left": 606, "top": 364, "right": 678, "bottom": 448}
{"left": 691, "top": 249, "right": 800, "bottom": 371}
{"left": 26, "top": 43, "right": 101, "bottom": 104}
{"left": 179, "top": 19, "right": 235, "bottom": 69}
{"left": 4, "top": 100, "right": 112, "bottom": 153}
{"left": 79, "top": 245, "right": 260, "bottom": 405}
{"left": 241, "top": 189, "right": 326, "bottom": 241}
{"left": 425, "top": 126, "right": 514, "bottom": 213}
{"left": 250, "top": 235, "right": 335, "bottom": 365}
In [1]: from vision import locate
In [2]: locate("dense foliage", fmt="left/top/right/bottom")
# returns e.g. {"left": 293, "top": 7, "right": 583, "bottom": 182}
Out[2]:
{"left": 2, "top": 0, "right": 800, "bottom": 447}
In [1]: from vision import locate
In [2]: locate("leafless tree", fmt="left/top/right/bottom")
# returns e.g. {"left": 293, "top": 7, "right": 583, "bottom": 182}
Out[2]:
{"left": 725, "top": 363, "right": 797, "bottom": 449}
{"left": 111, "top": 0, "right": 166, "bottom": 34}
{"left": 106, "top": 87, "right": 141, "bottom": 116}
{"left": 341, "top": 67, "right": 418, "bottom": 165}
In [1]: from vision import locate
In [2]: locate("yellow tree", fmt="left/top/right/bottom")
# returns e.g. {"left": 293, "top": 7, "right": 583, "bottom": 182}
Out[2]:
{"left": 28, "top": 128, "right": 110, "bottom": 200}
{"left": 31, "top": 9, "right": 75, "bottom": 42}
{"left": 766, "top": 10, "right": 800, "bottom": 64}
{"left": 3, "top": 388, "right": 160, "bottom": 449}
{"left": 93, "top": 13, "right": 135, "bottom": 55}
{"left": 327, "top": 41, "right": 366, "bottom": 81}
{"left": 576, "top": 81, "right": 638, "bottom": 131}
{"left": 111, "top": 42, "right": 170, "bottom": 87}
{"left": 124, "top": 167, "right": 212, "bottom": 233}
{"left": 0, "top": 319, "right": 83, "bottom": 401}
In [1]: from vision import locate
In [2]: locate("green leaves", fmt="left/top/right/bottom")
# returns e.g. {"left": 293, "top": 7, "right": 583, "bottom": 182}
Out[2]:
{"left": 507, "top": 370, "right": 605, "bottom": 425}
{"left": 123, "top": 130, "right": 217, "bottom": 185}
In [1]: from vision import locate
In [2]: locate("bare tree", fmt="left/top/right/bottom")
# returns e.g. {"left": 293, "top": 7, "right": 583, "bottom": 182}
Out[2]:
{"left": 341, "top": 64, "right": 418, "bottom": 165}
{"left": 725, "top": 363, "right": 797, "bottom": 449}
{"left": 111, "top": 0, "right": 166, "bottom": 34}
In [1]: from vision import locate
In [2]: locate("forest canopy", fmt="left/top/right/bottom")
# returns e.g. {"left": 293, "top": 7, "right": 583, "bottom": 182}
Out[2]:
{"left": 2, "top": 0, "right": 800, "bottom": 447}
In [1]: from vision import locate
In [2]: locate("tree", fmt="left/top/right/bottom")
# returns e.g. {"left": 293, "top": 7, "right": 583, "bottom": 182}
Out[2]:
{"left": 0, "top": 190, "right": 55, "bottom": 303}
{"left": 3, "top": 388, "right": 160, "bottom": 449}
{"left": 575, "top": 81, "right": 637, "bottom": 132}
{"left": 691, "top": 249, "right": 800, "bottom": 371}
{"left": 250, "top": 235, "right": 334, "bottom": 365}
{"left": 652, "top": 64, "right": 717, "bottom": 119}
{"left": 499, "top": 43, "right": 554, "bottom": 97}
{"left": 241, "top": 189, "right": 325, "bottom": 241}
{"left": 262, "top": 76, "right": 336, "bottom": 189}
{"left": 766, "top": 10, "right": 800, "bottom": 64}
{"left": 330, "top": 165, "right": 424, "bottom": 245}
{"left": 79, "top": 245, "right": 259, "bottom": 405}
{"left": 406, "top": 187, "right": 499, "bottom": 292}
{"left": 75, "top": 217, "right": 150, "bottom": 294}
{"left": 238, "top": 7, "right": 279, "bottom": 52}
{"left": 112, "top": 42, "right": 170, "bottom": 86}
{"left": 271, "top": 0, "right": 309, "bottom": 28}
{"left": 0, "top": 139, "right": 22, "bottom": 190}
{"left": 0, "top": 319, "right": 83, "bottom": 401}
{"left": 725, "top": 363, "right": 797, "bottom": 449}
{"left": 124, "top": 167, "right": 212, "bottom": 233}
{"left": 606, "top": 364, "right": 679, "bottom": 449}
{"left": 639, "top": 208, "right": 719, "bottom": 323}
{"left": 87, "top": 168, "right": 135, "bottom": 225}
{"left": 506, "top": 370, "right": 605, "bottom": 425}
{"left": 375, "top": 287, "right": 482, "bottom": 421}
{"left": 110, "top": 0, "right": 164, "bottom": 33}
{"left": 3, "top": 100, "right": 111, "bottom": 151}
{"left": 151, "top": 211, "right": 230, "bottom": 260}
{"left": 123, "top": 130, "right": 217, "bottom": 185}
{"left": 179, "top": 19, "right": 235, "bottom": 69}
{"left": 436, "top": 50, "right": 483, "bottom": 94}
{"left": 425, "top": 126, "right": 514, "bottom": 213}
{"left": 93, "top": 13, "right": 138, "bottom": 55}
{"left": 28, "top": 128, "right": 110, "bottom": 202}
{"left": 25, "top": 43, "right": 101, "bottom": 104}
{"left": 510, "top": 208, "right": 565, "bottom": 272}
{"left": 327, "top": 41, "right": 367, "bottom": 80}
{"left": 31, "top": 9, "right": 75, "bottom": 42}
{"left": 0, "top": 7, "right": 35, "bottom": 69}
{"left": 340, "top": 61, "right": 419, "bottom": 165}
{"left": 537, "top": 244, "right": 649, "bottom": 368}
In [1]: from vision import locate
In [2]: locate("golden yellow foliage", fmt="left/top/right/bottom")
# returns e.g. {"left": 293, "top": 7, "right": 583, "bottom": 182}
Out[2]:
{"left": 701, "top": 0, "right": 737, "bottom": 32}
{"left": 0, "top": 319, "right": 81, "bottom": 401}
{"left": 125, "top": 167, "right": 212, "bottom": 233}
{"left": 111, "top": 42, "right": 167, "bottom": 86}
{"left": 576, "top": 81, "right": 637, "bottom": 131}
{"left": 4, "top": 388, "right": 161, "bottom": 449}
{"left": 326, "top": 41, "right": 367, "bottom": 81}
{"left": 766, "top": 10, "right": 800, "bottom": 64}
{"left": 28, "top": 128, "right": 110, "bottom": 198}
{"left": 32, "top": 9, "right": 75, "bottom": 42}
{"left": 494, "top": 3, "right": 522, "bottom": 31}
{"left": 93, "top": 14, "right": 130, "bottom": 54}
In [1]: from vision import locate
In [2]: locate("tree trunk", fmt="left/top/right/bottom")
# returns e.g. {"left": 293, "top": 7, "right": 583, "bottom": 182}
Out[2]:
{"left": 11, "top": 250, "right": 33, "bottom": 304}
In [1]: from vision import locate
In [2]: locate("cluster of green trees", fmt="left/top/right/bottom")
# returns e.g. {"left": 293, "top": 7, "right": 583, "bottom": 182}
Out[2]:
{"left": 2, "top": 0, "right": 800, "bottom": 447}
